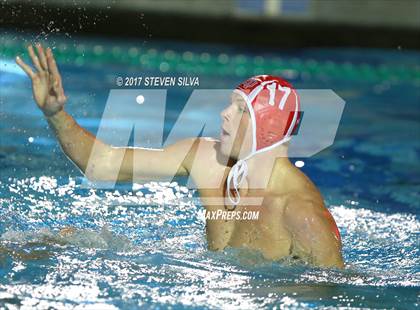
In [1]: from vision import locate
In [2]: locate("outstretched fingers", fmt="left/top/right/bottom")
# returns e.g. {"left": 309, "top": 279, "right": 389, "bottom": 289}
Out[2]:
{"left": 35, "top": 43, "right": 49, "bottom": 71}
{"left": 46, "top": 47, "right": 60, "bottom": 80}
{"left": 47, "top": 48, "right": 64, "bottom": 97}
{"left": 27, "top": 45, "right": 43, "bottom": 73}
{"left": 47, "top": 48, "right": 66, "bottom": 100}
{"left": 15, "top": 56, "right": 35, "bottom": 79}
{"left": 16, "top": 43, "right": 49, "bottom": 80}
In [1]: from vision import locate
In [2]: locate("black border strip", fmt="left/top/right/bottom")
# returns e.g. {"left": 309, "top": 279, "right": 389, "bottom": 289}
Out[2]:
{"left": 1, "top": 1, "right": 419, "bottom": 50}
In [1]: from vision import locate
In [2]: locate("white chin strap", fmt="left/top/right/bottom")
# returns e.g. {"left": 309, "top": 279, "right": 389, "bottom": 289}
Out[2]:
{"left": 226, "top": 158, "right": 249, "bottom": 206}
{"left": 226, "top": 136, "right": 291, "bottom": 207}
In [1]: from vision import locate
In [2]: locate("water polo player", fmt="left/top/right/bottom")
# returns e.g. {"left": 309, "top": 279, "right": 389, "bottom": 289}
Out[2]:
{"left": 16, "top": 43, "right": 344, "bottom": 268}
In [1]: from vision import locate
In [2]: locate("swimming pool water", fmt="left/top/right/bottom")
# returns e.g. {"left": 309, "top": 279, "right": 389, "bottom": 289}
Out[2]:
{"left": 0, "top": 32, "right": 419, "bottom": 309}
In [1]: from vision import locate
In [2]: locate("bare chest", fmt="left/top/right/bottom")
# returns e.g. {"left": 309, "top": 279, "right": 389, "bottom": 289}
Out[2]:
{"left": 189, "top": 147, "right": 292, "bottom": 259}
{"left": 226, "top": 203, "right": 292, "bottom": 260}
{"left": 196, "top": 179, "right": 291, "bottom": 259}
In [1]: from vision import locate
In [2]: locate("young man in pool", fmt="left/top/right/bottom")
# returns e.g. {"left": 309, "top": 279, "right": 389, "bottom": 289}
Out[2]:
{"left": 16, "top": 43, "right": 344, "bottom": 268}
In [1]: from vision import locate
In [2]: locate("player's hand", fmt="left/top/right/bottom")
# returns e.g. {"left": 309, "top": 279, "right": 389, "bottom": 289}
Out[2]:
{"left": 16, "top": 43, "right": 67, "bottom": 117}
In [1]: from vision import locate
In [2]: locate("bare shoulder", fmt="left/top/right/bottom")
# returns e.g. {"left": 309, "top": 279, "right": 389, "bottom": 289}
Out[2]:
{"left": 284, "top": 194, "right": 344, "bottom": 266}
{"left": 262, "top": 167, "right": 343, "bottom": 267}
{"left": 264, "top": 164, "right": 324, "bottom": 212}
{"left": 284, "top": 194, "right": 324, "bottom": 220}
{"left": 263, "top": 191, "right": 322, "bottom": 215}
{"left": 285, "top": 165, "right": 324, "bottom": 200}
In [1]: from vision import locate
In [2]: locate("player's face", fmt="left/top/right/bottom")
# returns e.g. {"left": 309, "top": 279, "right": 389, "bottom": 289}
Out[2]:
{"left": 220, "top": 92, "right": 253, "bottom": 158}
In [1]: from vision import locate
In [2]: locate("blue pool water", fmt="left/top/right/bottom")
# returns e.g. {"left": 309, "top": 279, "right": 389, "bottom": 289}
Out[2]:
{"left": 0, "top": 32, "right": 419, "bottom": 309}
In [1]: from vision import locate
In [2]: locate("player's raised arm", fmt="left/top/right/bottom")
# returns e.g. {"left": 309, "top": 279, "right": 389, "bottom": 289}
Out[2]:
{"left": 16, "top": 43, "right": 197, "bottom": 182}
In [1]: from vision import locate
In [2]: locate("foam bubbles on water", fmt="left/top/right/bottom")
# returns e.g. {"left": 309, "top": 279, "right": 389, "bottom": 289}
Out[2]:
{"left": 0, "top": 176, "right": 418, "bottom": 308}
